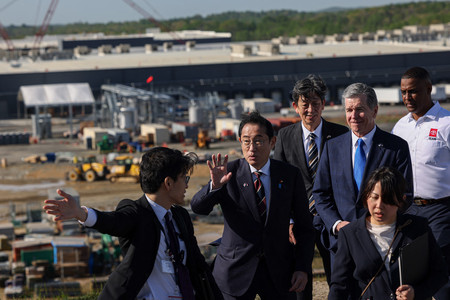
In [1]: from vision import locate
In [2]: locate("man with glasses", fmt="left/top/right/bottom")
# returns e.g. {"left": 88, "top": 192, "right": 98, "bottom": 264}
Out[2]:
{"left": 274, "top": 74, "right": 348, "bottom": 299}
{"left": 43, "top": 147, "right": 222, "bottom": 300}
{"left": 192, "top": 111, "right": 315, "bottom": 300}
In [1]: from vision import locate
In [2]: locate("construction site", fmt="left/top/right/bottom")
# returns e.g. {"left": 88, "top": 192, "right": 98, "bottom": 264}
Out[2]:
{"left": 0, "top": 0, "right": 450, "bottom": 298}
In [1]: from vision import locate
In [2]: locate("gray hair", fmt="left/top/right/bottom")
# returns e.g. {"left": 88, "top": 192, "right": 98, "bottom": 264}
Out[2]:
{"left": 342, "top": 83, "right": 378, "bottom": 109}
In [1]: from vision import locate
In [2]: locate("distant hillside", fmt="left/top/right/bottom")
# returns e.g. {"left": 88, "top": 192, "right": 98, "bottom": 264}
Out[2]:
{"left": 4, "top": 1, "right": 450, "bottom": 42}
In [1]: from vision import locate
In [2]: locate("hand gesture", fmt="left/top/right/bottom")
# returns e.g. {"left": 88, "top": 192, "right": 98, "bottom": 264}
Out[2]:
{"left": 43, "top": 189, "right": 87, "bottom": 222}
{"left": 207, "top": 153, "right": 232, "bottom": 190}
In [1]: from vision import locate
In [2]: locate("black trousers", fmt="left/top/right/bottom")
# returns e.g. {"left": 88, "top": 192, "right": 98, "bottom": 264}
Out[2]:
{"left": 222, "top": 257, "right": 296, "bottom": 300}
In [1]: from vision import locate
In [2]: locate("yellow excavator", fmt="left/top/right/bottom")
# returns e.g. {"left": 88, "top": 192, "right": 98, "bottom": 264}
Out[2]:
{"left": 67, "top": 155, "right": 109, "bottom": 182}
{"left": 106, "top": 155, "right": 140, "bottom": 183}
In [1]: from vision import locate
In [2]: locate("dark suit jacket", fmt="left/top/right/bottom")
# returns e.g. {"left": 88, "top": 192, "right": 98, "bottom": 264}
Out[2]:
{"left": 191, "top": 158, "right": 315, "bottom": 297}
{"left": 329, "top": 213, "right": 449, "bottom": 300}
{"left": 313, "top": 127, "right": 413, "bottom": 251}
{"left": 274, "top": 119, "right": 348, "bottom": 231}
{"left": 89, "top": 195, "right": 221, "bottom": 300}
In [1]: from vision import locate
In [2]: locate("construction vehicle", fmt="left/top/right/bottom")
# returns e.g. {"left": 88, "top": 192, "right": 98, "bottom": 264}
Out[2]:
{"left": 195, "top": 129, "right": 211, "bottom": 149}
{"left": 67, "top": 155, "right": 109, "bottom": 182}
{"left": 106, "top": 155, "right": 140, "bottom": 183}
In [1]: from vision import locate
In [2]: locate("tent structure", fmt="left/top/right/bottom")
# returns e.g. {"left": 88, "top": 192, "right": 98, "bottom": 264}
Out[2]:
{"left": 18, "top": 83, "right": 95, "bottom": 138}
{"left": 19, "top": 83, "right": 94, "bottom": 108}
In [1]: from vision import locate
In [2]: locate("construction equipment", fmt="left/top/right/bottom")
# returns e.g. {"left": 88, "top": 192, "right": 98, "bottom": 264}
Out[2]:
{"left": 106, "top": 155, "right": 140, "bottom": 183}
{"left": 67, "top": 155, "right": 109, "bottom": 182}
{"left": 195, "top": 129, "right": 210, "bottom": 149}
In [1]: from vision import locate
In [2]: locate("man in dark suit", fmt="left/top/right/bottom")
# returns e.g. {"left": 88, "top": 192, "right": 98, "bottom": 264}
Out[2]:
{"left": 274, "top": 74, "right": 348, "bottom": 298}
{"left": 43, "top": 147, "right": 221, "bottom": 300}
{"left": 313, "top": 83, "right": 413, "bottom": 257}
{"left": 191, "top": 111, "right": 315, "bottom": 300}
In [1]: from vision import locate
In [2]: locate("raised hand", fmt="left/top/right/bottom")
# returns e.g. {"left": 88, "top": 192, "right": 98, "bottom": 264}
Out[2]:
{"left": 207, "top": 153, "right": 232, "bottom": 190}
{"left": 43, "top": 189, "right": 87, "bottom": 222}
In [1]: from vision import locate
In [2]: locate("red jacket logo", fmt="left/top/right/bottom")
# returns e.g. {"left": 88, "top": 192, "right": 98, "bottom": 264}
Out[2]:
{"left": 429, "top": 128, "right": 438, "bottom": 137}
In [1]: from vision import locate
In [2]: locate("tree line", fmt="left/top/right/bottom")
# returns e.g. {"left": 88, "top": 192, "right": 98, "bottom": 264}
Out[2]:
{"left": 4, "top": 2, "right": 450, "bottom": 42}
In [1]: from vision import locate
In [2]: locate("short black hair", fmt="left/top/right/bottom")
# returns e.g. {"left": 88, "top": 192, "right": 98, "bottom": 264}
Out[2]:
{"left": 401, "top": 66, "right": 432, "bottom": 85}
{"left": 361, "top": 166, "right": 407, "bottom": 209}
{"left": 238, "top": 111, "right": 274, "bottom": 139}
{"left": 139, "top": 147, "right": 197, "bottom": 194}
{"left": 291, "top": 74, "right": 327, "bottom": 104}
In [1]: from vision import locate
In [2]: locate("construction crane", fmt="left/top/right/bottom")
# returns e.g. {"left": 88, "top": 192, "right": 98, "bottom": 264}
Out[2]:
{"left": 122, "top": 0, "right": 184, "bottom": 44}
{"left": 32, "top": 0, "right": 59, "bottom": 50}
{"left": 0, "top": 0, "right": 19, "bottom": 50}
{"left": 0, "top": 21, "right": 14, "bottom": 50}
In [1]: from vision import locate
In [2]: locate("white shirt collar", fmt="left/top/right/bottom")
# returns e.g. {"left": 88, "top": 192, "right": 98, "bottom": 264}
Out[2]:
{"left": 144, "top": 194, "right": 171, "bottom": 223}
{"left": 301, "top": 119, "right": 323, "bottom": 141}
{"left": 406, "top": 101, "right": 440, "bottom": 123}
{"left": 249, "top": 159, "right": 271, "bottom": 176}
{"left": 351, "top": 125, "right": 377, "bottom": 149}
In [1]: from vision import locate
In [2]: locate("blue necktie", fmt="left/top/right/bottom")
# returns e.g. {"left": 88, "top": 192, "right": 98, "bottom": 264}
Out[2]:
{"left": 354, "top": 138, "right": 366, "bottom": 192}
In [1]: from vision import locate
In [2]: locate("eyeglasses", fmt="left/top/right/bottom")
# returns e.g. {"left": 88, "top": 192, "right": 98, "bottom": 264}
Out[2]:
{"left": 241, "top": 139, "right": 266, "bottom": 148}
{"left": 185, "top": 176, "right": 190, "bottom": 185}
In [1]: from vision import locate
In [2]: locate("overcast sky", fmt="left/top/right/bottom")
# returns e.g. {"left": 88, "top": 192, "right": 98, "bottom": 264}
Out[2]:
{"left": 0, "top": 0, "right": 434, "bottom": 26}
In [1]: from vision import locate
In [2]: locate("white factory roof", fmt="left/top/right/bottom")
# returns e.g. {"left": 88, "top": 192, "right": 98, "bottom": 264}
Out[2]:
{"left": 1, "top": 39, "right": 449, "bottom": 75}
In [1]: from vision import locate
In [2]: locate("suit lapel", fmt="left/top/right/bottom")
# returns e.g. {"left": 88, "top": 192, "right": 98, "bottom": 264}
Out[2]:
{"left": 138, "top": 195, "right": 164, "bottom": 231}
{"left": 320, "top": 119, "right": 334, "bottom": 152}
{"left": 340, "top": 133, "right": 359, "bottom": 202}
{"left": 237, "top": 159, "right": 262, "bottom": 223}
{"left": 267, "top": 160, "right": 284, "bottom": 226}
{"left": 294, "top": 123, "right": 312, "bottom": 189}
{"left": 356, "top": 217, "right": 383, "bottom": 268}
{"left": 359, "top": 127, "right": 386, "bottom": 200}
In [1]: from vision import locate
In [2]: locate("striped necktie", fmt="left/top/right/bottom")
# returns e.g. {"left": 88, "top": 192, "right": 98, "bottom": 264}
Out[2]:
{"left": 253, "top": 171, "right": 267, "bottom": 222}
{"left": 308, "top": 133, "right": 318, "bottom": 214}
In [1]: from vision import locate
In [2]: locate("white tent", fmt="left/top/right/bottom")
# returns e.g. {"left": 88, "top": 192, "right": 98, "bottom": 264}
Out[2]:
{"left": 19, "top": 83, "right": 94, "bottom": 107}
{"left": 18, "top": 83, "right": 95, "bottom": 138}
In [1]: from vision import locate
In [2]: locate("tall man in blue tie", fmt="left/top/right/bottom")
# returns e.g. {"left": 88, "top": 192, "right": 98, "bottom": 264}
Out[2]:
{"left": 313, "top": 83, "right": 413, "bottom": 264}
{"left": 192, "top": 111, "right": 315, "bottom": 300}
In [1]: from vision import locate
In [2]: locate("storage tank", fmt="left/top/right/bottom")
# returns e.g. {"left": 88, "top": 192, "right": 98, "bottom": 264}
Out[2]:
{"left": 189, "top": 105, "right": 205, "bottom": 125}
{"left": 119, "top": 107, "right": 136, "bottom": 131}
{"left": 228, "top": 100, "right": 243, "bottom": 119}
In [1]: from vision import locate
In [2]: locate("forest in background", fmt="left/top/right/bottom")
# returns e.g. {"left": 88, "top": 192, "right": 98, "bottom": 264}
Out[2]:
{"left": 4, "top": 1, "right": 450, "bottom": 42}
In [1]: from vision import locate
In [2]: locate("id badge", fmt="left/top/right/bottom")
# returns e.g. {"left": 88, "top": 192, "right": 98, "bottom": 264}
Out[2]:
{"left": 162, "top": 260, "right": 175, "bottom": 274}
{"left": 169, "top": 286, "right": 182, "bottom": 299}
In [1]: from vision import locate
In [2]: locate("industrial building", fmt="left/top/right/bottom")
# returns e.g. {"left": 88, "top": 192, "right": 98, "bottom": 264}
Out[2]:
{"left": 1, "top": 25, "right": 450, "bottom": 120}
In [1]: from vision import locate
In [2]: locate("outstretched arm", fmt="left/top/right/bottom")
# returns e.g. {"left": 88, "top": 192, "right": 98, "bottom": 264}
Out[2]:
{"left": 43, "top": 189, "right": 87, "bottom": 222}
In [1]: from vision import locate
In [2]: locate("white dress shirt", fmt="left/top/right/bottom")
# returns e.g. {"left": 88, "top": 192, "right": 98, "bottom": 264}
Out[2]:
{"left": 392, "top": 102, "right": 450, "bottom": 199}
{"left": 82, "top": 195, "right": 187, "bottom": 300}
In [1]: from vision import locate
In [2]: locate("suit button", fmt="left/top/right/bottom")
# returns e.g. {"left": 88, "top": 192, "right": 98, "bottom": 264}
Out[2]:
{"left": 390, "top": 292, "right": 395, "bottom": 299}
